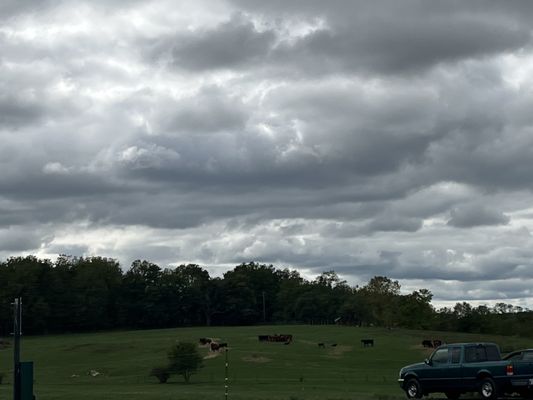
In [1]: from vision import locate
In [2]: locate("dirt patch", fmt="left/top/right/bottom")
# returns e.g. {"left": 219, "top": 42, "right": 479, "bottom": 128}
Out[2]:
{"left": 242, "top": 354, "right": 272, "bottom": 363}
{"left": 325, "top": 345, "right": 353, "bottom": 359}
{"left": 203, "top": 353, "right": 221, "bottom": 360}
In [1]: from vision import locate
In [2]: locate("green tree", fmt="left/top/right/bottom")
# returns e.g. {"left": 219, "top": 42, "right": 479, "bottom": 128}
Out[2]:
{"left": 167, "top": 342, "right": 204, "bottom": 383}
{"left": 360, "top": 276, "right": 401, "bottom": 327}
{"left": 173, "top": 264, "right": 211, "bottom": 326}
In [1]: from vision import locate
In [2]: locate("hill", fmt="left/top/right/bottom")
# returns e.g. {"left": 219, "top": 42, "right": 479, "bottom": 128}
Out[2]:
{"left": 1, "top": 325, "right": 533, "bottom": 400}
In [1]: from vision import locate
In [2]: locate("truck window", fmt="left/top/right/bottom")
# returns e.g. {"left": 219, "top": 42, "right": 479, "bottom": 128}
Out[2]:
{"left": 451, "top": 347, "right": 461, "bottom": 364}
{"left": 432, "top": 348, "right": 449, "bottom": 364}
{"left": 523, "top": 352, "right": 533, "bottom": 361}
{"left": 485, "top": 345, "right": 500, "bottom": 361}
{"left": 465, "top": 346, "right": 487, "bottom": 362}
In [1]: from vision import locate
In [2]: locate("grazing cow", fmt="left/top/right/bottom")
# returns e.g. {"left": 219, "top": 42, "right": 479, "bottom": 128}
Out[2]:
{"left": 199, "top": 337, "right": 212, "bottom": 345}
{"left": 210, "top": 342, "right": 220, "bottom": 351}
{"left": 422, "top": 340, "right": 433, "bottom": 348}
{"left": 361, "top": 339, "right": 374, "bottom": 347}
{"left": 318, "top": 343, "right": 325, "bottom": 348}
{"left": 331, "top": 343, "right": 337, "bottom": 347}
{"left": 433, "top": 339, "right": 443, "bottom": 348}
{"left": 259, "top": 334, "right": 293, "bottom": 343}
{"left": 218, "top": 342, "right": 228, "bottom": 349}
{"left": 271, "top": 334, "right": 293, "bottom": 343}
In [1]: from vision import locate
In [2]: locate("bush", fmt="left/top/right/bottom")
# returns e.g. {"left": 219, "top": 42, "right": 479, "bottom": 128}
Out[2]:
{"left": 167, "top": 342, "right": 204, "bottom": 383}
{"left": 149, "top": 367, "right": 170, "bottom": 384}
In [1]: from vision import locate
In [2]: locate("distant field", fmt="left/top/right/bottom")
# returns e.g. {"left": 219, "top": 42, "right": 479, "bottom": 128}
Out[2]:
{"left": 1, "top": 325, "right": 533, "bottom": 400}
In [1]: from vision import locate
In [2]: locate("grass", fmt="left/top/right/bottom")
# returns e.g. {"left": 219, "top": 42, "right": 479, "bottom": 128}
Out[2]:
{"left": 1, "top": 325, "right": 533, "bottom": 400}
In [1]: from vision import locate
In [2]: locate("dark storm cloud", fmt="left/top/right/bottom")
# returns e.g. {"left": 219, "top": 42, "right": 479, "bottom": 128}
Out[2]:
{"left": 270, "top": 20, "right": 528, "bottom": 76}
{"left": 2, "top": 0, "right": 533, "bottom": 305}
{"left": 0, "top": 95, "right": 44, "bottom": 128}
{"left": 448, "top": 205, "right": 510, "bottom": 228}
{"left": 0, "top": 227, "right": 44, "bottom": 251}
{"left": 162, "top": 15, "right": 276, "bottom": 71}
{"left": 156, "top": 85, "right": 248, "bottom": 134}
{"left": 190, "top": 0, "right": 533, "bottom": 76}
{"left": 365, "top": 216, "right": 423, "bottom": 233}
{"left": 0, "top": 0, "right": 58, "bottom": 19}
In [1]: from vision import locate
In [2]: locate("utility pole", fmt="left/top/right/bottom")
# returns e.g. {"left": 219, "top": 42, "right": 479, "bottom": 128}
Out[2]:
{"left": 12, "top": 297, "right": 22, "bottom": 400}
{"left": 262, "top": 291, "right": 266, "bottom": 323}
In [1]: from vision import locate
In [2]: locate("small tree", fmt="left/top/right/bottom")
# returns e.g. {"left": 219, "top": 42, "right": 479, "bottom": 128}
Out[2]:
{"left": 167, "top": 342, "right": 203, "bottom": 383}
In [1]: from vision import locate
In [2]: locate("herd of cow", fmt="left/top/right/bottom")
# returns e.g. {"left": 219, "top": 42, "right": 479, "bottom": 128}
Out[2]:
{"left": 199, "top": 334, "right": 295, "bottom": 351}
{"left": 199, "top": 337, "right": 228, "bottom": 351}
{"left": 198, "top": 334, "right": 381, "bottom": 352}
{"left": 257, "top": 334, "right": 293, "bottom": 344}
{"left": 422, "top": 339, "right": 443, "bottom": 348}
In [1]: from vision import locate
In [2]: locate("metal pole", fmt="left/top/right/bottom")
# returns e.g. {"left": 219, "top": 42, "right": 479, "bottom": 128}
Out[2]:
{"left": 262, "top": 291, "right": 266, "bottom": 323}
{"left": 224, "top": 348, "right": 228, "bottom": 400}
{"left": 13, "top": 298, "right": 21, "bottom": 400}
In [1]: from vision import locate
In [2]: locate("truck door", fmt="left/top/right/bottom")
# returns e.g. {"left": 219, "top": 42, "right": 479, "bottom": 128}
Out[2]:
{"left": 447, "top": 346, "right": 464, "bottom": 389}
{"left": 423, "top": 347, "right": 450, "bottom": 390}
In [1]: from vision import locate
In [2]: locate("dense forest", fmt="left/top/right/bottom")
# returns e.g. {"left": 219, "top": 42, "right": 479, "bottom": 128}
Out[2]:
{"left": 0, "top": 256, "right": 531, "bottom": 337}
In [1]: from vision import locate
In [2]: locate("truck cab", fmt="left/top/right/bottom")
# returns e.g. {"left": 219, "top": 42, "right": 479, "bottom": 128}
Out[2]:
{"left": 398, "top": 343, "right": 508, "bottom": 400}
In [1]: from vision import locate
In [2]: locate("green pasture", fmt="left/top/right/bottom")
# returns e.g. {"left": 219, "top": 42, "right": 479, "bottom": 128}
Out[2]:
{"left": 1, "top": 325, "right": 533, "bottom": 400}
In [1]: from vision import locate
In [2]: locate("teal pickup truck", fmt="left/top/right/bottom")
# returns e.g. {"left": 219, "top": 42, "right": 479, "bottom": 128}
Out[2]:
{"left": 398, "top": 343, "right": 530, "bottom": 399}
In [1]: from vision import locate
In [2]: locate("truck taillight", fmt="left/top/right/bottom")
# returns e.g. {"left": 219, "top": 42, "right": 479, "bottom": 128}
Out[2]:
{"left": 507, "top": 364, "right": 514, "bottom": 376}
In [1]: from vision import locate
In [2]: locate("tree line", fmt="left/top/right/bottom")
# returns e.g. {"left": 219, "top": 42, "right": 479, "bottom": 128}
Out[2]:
{"left": 0, "top": 255, "right": 531, "bottom": 337}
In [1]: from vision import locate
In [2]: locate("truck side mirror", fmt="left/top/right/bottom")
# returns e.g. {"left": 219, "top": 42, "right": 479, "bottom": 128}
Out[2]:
{"left": 424, "top": 358, "right": 431, "bottom": 365}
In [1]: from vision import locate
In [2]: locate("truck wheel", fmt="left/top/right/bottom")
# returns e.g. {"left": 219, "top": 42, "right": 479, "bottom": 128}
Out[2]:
{"left": 445, "top": 391, "right": 461, "bottom": 400}
{"left": 405, "top": 378, "right": 422, "bottom": 399}
{"left": 479, "top": 377, "right": 497, "bottom": 400}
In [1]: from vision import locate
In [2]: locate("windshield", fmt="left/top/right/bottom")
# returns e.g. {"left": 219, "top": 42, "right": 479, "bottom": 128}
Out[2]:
{"left": 431, "top": 348, "right": 449, "bottom": 364}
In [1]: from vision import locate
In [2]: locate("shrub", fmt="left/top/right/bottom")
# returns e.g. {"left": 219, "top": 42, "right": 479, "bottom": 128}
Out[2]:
{"left": 167, "top": 342, "right": 204, "bottom": 383}
{"left": 149, "top": 367, "right": 170, "bottom": 384}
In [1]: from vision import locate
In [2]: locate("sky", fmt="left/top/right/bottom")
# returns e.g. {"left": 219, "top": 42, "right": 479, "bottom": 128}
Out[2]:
{"left": 2, "top": 0, "right": 533, "bottom": 308}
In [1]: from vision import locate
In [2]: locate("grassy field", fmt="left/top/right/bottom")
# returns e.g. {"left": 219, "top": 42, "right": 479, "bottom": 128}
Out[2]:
{"left": 1, "top": 325, "right": 533, "bottom": 400}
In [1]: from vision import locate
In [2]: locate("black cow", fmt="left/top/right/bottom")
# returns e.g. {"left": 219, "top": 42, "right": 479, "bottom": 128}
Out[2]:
{"left": 199, "top": 337, "right": 212, "bottom": 345}
{"left": 422, "top": 340, "right": 433, "bottom": 348}
{"left": 210, "top": 342, "right": 220, "bottom": 351}
{"left": 318, "top": 343, "right": 325, "bottom": 348}
{"left": 218, "top": 342, "right": 228, "bottom": 349}
{"left": 433, "top": 339, "right": 443, "bottom": 348}
{"left": 258, "top": 335, "right": 269, "bottom": 342}
{"left": 361, "top": 339, "right": 374, "bottom": 347}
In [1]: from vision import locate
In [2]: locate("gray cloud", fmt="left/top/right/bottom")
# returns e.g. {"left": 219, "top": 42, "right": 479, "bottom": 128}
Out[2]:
{"left": 164, "top": 15, "right": 276, "bottom": 71}
{"left": 448, "top": 205, "right": 510, "bottom": 228}
{"left": 2, "top": 0, "right": 533, "bottom": 306}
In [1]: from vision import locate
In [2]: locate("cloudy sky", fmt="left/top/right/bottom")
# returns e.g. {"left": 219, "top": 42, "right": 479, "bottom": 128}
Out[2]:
{"left": 2, "top": 0, "right": 533, "bottom": 307}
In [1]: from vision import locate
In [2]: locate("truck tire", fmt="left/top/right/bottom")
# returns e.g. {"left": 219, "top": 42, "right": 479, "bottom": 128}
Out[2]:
{"left": 479, "top": 377, "right": 497, "bottom": 400}
{"left": 404, "top": 378, "right": 422, "bottom": 399}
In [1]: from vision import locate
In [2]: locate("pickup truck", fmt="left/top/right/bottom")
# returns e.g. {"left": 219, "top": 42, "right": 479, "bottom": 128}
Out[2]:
{"left": 398, "top": 342, "right": 518, "bottom": 399}
{"left": 503, "top": 349, "right": 533, "bottom": 397}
